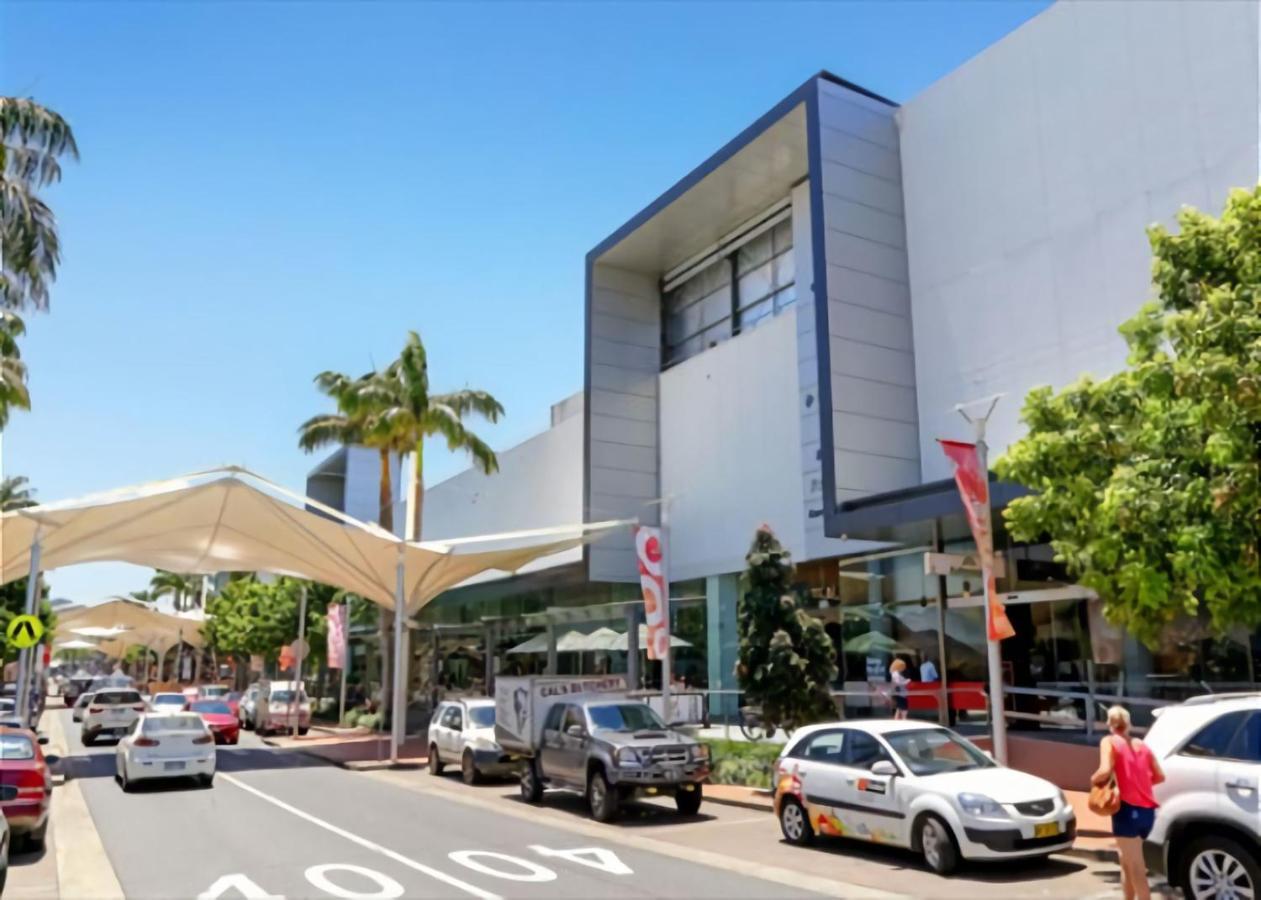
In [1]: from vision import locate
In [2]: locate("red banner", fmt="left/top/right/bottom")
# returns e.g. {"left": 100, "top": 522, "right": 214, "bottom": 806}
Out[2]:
{"left": 634, "top": 526, "right": 670, "bottom": 661}
{"left": 938, "top": 439, "right": 1015, "bottom": 641}
{"left": 327, "top": 604, "right": 347, "bottom": 670}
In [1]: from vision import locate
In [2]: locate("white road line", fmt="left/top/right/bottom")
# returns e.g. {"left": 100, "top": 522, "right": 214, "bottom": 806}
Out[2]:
{"left": 220, "top": 773, "right": 502, "bottom": 900}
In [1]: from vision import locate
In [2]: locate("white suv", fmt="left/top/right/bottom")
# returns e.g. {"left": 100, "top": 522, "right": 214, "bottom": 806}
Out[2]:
{"left": 81, "top": 688, "right": 146, "bottom": 745}
{"left": 1144, "top": 694, "right": 1261, "bottom": 900}
{"left": 428, "top": 698, "right": 516, "bottom": 784}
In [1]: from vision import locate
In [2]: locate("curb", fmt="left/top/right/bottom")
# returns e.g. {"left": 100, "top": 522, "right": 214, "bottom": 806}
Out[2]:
{"left": 703, "top": 789, "right": 774, "bottom": 813}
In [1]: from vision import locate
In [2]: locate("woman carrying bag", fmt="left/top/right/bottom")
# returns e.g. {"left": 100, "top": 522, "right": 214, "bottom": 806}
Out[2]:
{"left": 1091, "top": 705, "right": 1165, "bottom": 900}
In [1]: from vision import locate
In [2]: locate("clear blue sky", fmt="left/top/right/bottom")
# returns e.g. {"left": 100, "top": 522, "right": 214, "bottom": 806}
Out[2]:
{"left": 1, "top": 0, "right": 1049, "bottom": 605}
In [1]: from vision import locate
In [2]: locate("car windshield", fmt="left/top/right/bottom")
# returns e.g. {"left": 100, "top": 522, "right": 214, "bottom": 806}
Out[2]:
{"left": 153, "top": 695, "right": 185, "bottom": 706}
{"left": 96, "top": 690, "right": 142, "bottom": 705}
{"left": 587, "top": 704, "right": 666, "bottom": 732}
{"left": 200, "top": 686, "right": 228, "bottom": 697}
{"left": 270, "top": 690, "right": 307, "bottom": 704}
{"left": 143, "top": 715, "right": 205, "bottom": 735}
{"left": 467, "top": 706, "right": 495, "bottom": 728}
{"left": 191, "top": 701, "right": 232, "bottom": 715}
{"left": 883, "top": 728, "right": 995, "bottom": 776}
{"left": 0, "top": 734, "right": 34, "bottom": 760}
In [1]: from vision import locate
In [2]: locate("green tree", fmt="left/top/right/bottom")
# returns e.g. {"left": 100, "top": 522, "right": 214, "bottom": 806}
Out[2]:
{"left": 735, "top": 526, "right": 837, "bottom": 729}
{"left": 0, "top": 312, "right": 29, "bottom": 429}
{"left": 0, "top": 578, "right": 54, "bottom": 668}
{"left": 997, "top": 187, "right": 1261, "bottom": 644}
{"left": 0, "top": 473, "right": 35, "bottom": 511}
{"left": 1, "top": 97, "right": 78, "bottom": 311}
{"left": 149, "top": 570, "right": 203, "bottom": 612}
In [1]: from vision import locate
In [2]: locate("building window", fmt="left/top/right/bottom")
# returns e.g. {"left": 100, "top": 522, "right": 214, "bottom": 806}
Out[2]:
{"left": 663, "top": 207, "right": 795, "bottom": 368}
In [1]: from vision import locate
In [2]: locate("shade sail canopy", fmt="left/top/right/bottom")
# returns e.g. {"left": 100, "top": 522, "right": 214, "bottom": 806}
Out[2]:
{"left": 56, "top": 598, "right": 207, "bottom": 652}
{"left": 2, "top": 467, "right": 628, "bottom": 615}
{"left": 843, "top": 631, "right": 916, "bottom": 655}
{"left": 53, "top": 639, "right": 101, "bottom": 650}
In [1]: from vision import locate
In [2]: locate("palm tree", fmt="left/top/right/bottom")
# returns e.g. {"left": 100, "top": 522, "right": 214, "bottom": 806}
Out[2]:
{"left": 370, "top": 330, "right": 503, "bottom": 541}
{"left": 150, "top": 570, "right": 202, "bottom": 612}
{"left": 0, "top": 310, "right": 30, "bottom": 429}
{"left": 1, "top": 97, "right": 78, "bottom": 311}
{"left": 0, "top": 474, "right": 35, "bottom": 511}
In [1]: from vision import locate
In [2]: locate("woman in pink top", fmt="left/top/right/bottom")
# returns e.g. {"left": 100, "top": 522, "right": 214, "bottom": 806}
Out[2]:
{"left": 1092, "top": 705, "right": 1166, "bottom": 900}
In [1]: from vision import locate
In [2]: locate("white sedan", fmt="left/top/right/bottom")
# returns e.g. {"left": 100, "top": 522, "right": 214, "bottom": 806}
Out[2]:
{"left": 774, "top": 720, "right": 1076, "bottom": 875}
{"left": 116, "top": 713, "right": 216, "bottom": 791}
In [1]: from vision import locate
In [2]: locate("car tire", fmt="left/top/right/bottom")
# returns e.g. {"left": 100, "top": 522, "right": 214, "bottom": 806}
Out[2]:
{"left": 25, "top": 820, "right": 47, "bottom": 852}
{"left": 461, "top": 750, "right": 481, "bottom": 785}
{"left": 1179, "top": 834, "right": 1261, "bottom": 900}
{"left": 520, "top": 758, "right": 543, "bottom": 804}
{"left": 298, "top": 727, "right": 309, "bottom": 737}
{"left": 778, "top": 796, "right": 813, "bottom": 846}
{"left": 428, "top": 744, "right": 444, "bottom": 776}
{"left": 200, "top": 774, "right": 214, "bottom": 788}
{"left": 120, "top": 763, "right": 133, "bottom": 793}
{"left": 588, "top": 768, "right": 619, "bottom": 823}
{"left": 917, "top": 814, "right": 960, "bottom": 876}
{"left": 0, "top": 864, "right": 8, "bottom": 894}
{"left": 82, "top": 733, "right": 94, "bottom": 748}
{"left": 675, "top": 783, "right": 703, "bottom": 817}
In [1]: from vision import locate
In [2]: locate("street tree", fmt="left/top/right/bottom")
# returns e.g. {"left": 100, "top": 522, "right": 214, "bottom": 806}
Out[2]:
{"left": 149, "top": 570, "right": 203, "bottom": 612}
{"left": 0, "top": 311, "right": 29, "bottom": 430}
{"left": 997, "top": 187, "right": 1261, "bottom": 644}
{"left": 0, "top": 474, "right": 35, "bottom": 511}
{"left": 735, "top": 526, "right": 837, "bottom": 729}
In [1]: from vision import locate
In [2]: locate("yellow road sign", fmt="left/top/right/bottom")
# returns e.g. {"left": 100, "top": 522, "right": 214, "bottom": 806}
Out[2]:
{"left": 6, "top": 615, "right": 43, "bottom": 649}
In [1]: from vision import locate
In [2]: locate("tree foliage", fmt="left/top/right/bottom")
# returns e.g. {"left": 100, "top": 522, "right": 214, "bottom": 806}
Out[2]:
{"left": 997, "top": 187, "right": 1261, "bottom": 644}
{"left": 0, "top": 577, "right": 54, "bottom": 667}
{"left": 735, "top": 527, "right": 837, "bottom": 728}
{"left": 0, "top": 474, "right": 35, "bottom": 511}
{"left": 149, "top": 570, "right": 203, "bottom": 612}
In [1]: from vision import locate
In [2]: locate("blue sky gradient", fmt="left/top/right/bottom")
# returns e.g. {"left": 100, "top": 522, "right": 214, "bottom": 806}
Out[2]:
{"left": 1, "top": 1, "right": 1049, "bottom": 604}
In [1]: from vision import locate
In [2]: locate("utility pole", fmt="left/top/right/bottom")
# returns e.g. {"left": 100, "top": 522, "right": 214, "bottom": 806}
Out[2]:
{"left": 293, "top": 583, "right": 308, "bottom": 739}
{"left": 955, "top": 395, "right": 1007, "bottom": 764}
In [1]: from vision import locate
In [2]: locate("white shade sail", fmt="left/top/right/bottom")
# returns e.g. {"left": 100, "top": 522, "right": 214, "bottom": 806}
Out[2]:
{"left": 53, "top": 639, "right": 101, "bottom": 650}
{"left": 57, "top": 598, "right": 207, "bottom": 653}
{"left": 2, "top": 467, "right": 628, "bottom": 616}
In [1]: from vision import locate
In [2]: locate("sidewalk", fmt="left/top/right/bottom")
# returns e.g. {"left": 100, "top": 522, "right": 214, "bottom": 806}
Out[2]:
{"left": 260, "top": 724, "right": 428, "bottom": 769}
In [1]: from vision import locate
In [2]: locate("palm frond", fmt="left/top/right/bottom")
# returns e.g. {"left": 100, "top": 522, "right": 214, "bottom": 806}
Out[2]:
{"left": 297, "top": 413, "right": 360, "bottom": 452}
{"left": 432, "top": 389, "right": 504, "bottom": 424}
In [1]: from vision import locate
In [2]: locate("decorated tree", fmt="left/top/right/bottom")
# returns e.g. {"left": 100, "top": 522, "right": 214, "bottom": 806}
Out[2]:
{"left": 735, "top": 526, "right": 837, "bottom": 729}
{"left": 997, "top": 187, "right": 1261, "bottom": 644}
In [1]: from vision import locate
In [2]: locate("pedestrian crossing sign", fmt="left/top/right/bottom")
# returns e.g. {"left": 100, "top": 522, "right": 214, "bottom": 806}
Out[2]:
{"left": 6, "top": 615, "right": 43, "bottom": 649}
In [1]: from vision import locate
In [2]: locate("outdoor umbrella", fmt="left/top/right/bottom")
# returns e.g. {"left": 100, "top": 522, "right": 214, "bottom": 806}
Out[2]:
{"left": 607, "top": 625, "right": 691, "bottom": 652}
{"left": 843, "top": 632, "right": 916, "bottom": 655}
{"left": 505, "top": 630, "right": 590, "bottom": 655}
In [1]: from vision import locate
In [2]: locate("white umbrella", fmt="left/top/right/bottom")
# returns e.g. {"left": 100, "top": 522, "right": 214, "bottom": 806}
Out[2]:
{"left": 54, "top": 639, "right": 101, "bottom": 650}
{"left": 607, "top": 625, "right": 691, "bottom": 652}
{"left": 505, "top": 630, "right": 590, "bottom": 655}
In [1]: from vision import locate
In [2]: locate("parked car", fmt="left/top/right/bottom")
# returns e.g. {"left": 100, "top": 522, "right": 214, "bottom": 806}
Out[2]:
{"left": 81, "top": 688, "right": 147, "bottom": 746}
{"left": 773, "top": 720, "right": 1075, "bottom": 875}
{"left": 238, "top": 683, "right": 262, "bottom": 730}
{"left": 197, "top": 685, "right": 229, "bottom": 700}
{"left": 0, "top": 727, "right": 52, "bottom": 852}
{"left": 428, "top": 698, "right": 518, "bottom": 784}
{"left": 0, "top": 803, "right": 9, "bottom": 892}
{"left": 1143, "top": 693, "right": 1261, "bottom": 900}
{"left": 149, "top": 692, "right": 188, "bottom": 713}
{"left": 496, "top": 675, "right": 708, "bottom": 822}
{"left": 189, "top": 700, "right": 240, "bottom": 745}
{"left": 252, "top": 682, "right": 310, "bottom": 737}
{"left": 71, "top": 692, "right": 95, "bottom": 723}
{"left": 224, "top": 691, "right": 243, "bottom": 719}
{"left": 115, "top": 713, "right": 216, "bottom": 791}
{"left": 63, "top": 672, "right": 94, "bottom": 707}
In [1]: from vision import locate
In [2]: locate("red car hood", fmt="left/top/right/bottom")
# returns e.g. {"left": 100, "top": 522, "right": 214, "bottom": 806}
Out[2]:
{"left": 199, "top": 713, "right": 237, "bottom": 728}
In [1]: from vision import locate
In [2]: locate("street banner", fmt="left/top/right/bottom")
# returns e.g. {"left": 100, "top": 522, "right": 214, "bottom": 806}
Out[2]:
{"left": 327, "top": 603, "right": 347, "bottom": 670}
{"left": 634, "top": 526, "right": 670, "bottom": 661}
{"left": 939, "top": 439, "right": 1016, "bottom": 641}
{"left": 249, "top": 654, "right": 264, "bottom": 673}
{"left": 279, "top": 643, "right": 296, "bottom": 672}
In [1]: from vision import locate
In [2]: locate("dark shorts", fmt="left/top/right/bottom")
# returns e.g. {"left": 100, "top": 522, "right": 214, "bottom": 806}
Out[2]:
{"left": 894, "top": 694, "right": 908, "bottom": 711}
{"left": 1112, "top": 801, "right": 1156, "bottom": 839}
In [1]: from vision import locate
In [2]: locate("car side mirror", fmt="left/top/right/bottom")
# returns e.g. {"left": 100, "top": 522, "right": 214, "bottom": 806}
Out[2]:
{"left": 870, "top": 760, "right": 898, "bottom": 777}
{"left": 37, "top": 735, "right": 49, "bottom": 745}
{"left": 566, "top": 724, "right": 585, "bottom": 738}
{"left": 45, "top": 754, "right": 60, "bottom": 766}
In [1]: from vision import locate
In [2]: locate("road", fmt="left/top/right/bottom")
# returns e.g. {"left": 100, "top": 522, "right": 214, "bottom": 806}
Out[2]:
{"left": 49, "top": 706, "right": 1139, "bottom": 900}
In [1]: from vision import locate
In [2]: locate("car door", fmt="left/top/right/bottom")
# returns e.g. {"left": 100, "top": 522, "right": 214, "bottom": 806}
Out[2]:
{"left": 539, "top": 704, "right": 568, "bottom": 781}
{"left": 783, "top": 729, "right": 850, "bottom": 837}
{"left": 834, "top": 730, "right": 910, "bottom": 846}
{"left": 444, "top": 705, "right": 465, "bottom": 761}
{"left": 1177, "top": 709, "right": 1253, "bottom": 827}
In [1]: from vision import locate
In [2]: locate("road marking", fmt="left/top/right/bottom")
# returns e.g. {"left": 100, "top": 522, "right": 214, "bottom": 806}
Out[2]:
{"left": 198, "top": 873, "right": 283, "bottom": 899}
{"left": 220, "top": 774, "right": 502, "bottom": 900}
{"left": 528, "top": 845, "right": 632, "bottom": 876}
{"left": 448, "top": 851, "right": 557, "bottom": 882}
{"left": 305, "top": 863, "right": 404, "bottom": 899}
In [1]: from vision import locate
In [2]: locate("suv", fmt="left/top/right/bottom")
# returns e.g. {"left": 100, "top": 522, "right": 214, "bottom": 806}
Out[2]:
{"left": 252, "top": 682, "right": 310, "bottom": 737}
{"left": 519, "top": 700, "right": 708, "bottom": 822}
{"left": 81, "top": 688, "right": 146, "bottom": 745}
{"left": 1144, "top": 694, "right": 1261, "bottom": 900}
{"left": 428, "top": 698, "right": 516, "bottom": 784}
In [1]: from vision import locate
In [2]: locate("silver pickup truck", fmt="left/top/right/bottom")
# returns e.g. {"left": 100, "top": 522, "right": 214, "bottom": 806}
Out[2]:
{"left": 518, "top": 698, "right": 709, "bottom": 821}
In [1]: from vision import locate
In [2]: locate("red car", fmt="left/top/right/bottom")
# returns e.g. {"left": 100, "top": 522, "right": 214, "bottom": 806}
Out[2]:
{"left": 0, "top": 726, "right": 52, "bottom": 850}
{"left": 189, "top": 700, "right": 240, "bottom": 745}
{"left": 224, "top": 691, "right": 243, "bottom": 719}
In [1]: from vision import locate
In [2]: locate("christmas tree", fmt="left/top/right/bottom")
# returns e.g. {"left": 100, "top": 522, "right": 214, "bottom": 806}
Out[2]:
{"left": 735, "top": 526, "right": 838, "bottom": 729}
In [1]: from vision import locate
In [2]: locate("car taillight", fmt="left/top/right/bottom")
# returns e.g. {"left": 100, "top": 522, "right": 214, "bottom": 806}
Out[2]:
{"left": 13, "top": 768, "right": 47, "bottom": 798}
{"left": 134, "top": 736, "right": 160, "bottom": 747}
{"left": 193, "top": 734, "right": 213, "bottom": 745}
{"left": 132, "top": 705, "right": 146, "bottom": 712}
{"left": 89, "top": 707, "right": 103, "bottom": 714}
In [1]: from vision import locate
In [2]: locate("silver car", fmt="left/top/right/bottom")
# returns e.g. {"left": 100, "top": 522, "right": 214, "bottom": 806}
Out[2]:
{"left": 428, "top": 699, "right": 518, "bottom": 784}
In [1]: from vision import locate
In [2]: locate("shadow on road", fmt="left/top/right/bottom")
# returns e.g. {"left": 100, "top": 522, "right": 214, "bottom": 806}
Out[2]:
{"left": 55, "top": 744, "right": 332, "bottom": 783}
{"left": 9, "top": 843, "right": 47, "bottom": 868}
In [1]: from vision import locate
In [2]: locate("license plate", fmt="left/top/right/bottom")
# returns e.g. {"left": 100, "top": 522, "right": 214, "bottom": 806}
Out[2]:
{"left": 1034, "top": 823, "right": 1060, "bottom": 838}
{"left": 164, "top": 761, "right": 184, "bottom": 771}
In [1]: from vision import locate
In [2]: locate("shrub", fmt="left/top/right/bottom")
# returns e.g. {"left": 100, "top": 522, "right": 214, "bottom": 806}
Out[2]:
{"left": 704, "top": 739, "right": 783, "bottom": 789}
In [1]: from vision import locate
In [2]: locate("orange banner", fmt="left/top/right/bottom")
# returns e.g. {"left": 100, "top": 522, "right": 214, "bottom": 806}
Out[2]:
{"left": 634, "top": 526, "right": 670, "bottom": 661}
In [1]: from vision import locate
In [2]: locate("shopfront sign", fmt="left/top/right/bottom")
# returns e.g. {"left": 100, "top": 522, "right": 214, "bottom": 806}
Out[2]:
{"left": 326, "top": 604, "right": 347, "bottom": 670}
{"left": 634, "top": 526, "right": 670, "bottom": 661}
{"left": 939, "top": 439, "right": 1015, "bottom": 641}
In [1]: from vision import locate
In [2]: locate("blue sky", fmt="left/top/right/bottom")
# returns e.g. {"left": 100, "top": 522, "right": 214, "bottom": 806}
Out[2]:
{"left": 2, "top": 0, "right": 1048, "bottom": 605}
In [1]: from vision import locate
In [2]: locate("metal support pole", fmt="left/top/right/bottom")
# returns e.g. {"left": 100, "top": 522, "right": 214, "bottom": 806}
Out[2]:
{"left": 625, "top": 606, "right": 640, "bottom": 690}
{"left": 390, "top": 556, "right": 407, "bottom": 765}
{"left": 931, "top": 519, "right": 951, "bottom": 728}
{"left": 660, "top": 501, "right": 673, "bottom": 726}
{"left": 545, "top": 623, "right": 558, "bottom": 676}
{"left": 15, "top": 537, "right": 41, "bottom": 730}
{"left": 483, "top": 623, "right": 494, "bottom": 696}
{"left": 338, "top": 597, "right": 351, "bottom": 726}
{"left": 292, "top": 583, "right": 308, "bottom": 738}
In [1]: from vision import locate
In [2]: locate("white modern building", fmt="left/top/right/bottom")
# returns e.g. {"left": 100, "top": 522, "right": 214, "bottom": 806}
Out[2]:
{"left": 314, "top": 0, "right": 1260, "bottom": 730}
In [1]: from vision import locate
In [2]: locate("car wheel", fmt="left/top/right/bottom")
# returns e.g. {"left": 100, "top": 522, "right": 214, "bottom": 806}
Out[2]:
{"left": 298, "top": 727, "right": 309, "bottom": 737}
{"left": 461, "top": 750, "right": 481, "bottom": 785}
{"left": 428, "top": 744, "right": 444, "bottom": 776}
{"left": 82, "top": 733, "right": 94, "bottom": 747}
{"left": 0, "top": 864, "right": 7, "bottom": 894}
{"left": 520, "top": 758, "right": 543, "bottom": 803}
{"left": 120, "top": 762, "right": 133, "bottom": 793}
{"left": 588, "top": 768, "right": 619, "bottom": 822}
{"left": 917, "top": 814, "right": 960, "bottom": 875}
{"left": 25, "top": 820, "right": 47, "bottom": 852}
{"left": 779, "top": 796, "right": 813, "bottom": 846}
{"left": 1180, "top": 834, "right": 1261, "bottom": 900}
{"left": 675, "top": 783, "right": 703, "bottom": 816}
{"left": 200, "top": 774, "right": 214, "bottom": 788}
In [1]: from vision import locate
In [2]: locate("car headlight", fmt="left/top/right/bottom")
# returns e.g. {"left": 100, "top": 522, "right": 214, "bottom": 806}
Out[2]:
{"left": 691, "top": 744, "right": 710, "bottom": 761}
{"left": 614, "top": 747, "right": 644, "bottom": 766}
{"left": 957, "top": 793, "right": 1009, "bottom": 819}
{"left": 467, "top": 738, "right": 499, "bottom": 752}
{"left": 1055, "top": 788, "right": 1067, "bottom": 810}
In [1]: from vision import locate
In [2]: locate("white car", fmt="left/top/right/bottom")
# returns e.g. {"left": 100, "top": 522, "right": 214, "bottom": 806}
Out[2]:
{"left": 81, "top": 688, "right": 146, "bottom": 745}
{"left": 149, "top": 692, "right": 189, "bottom": 713}
{"left": 116, "top": 712, "right": 216, "bottom": 790}
{"left": 71, "top": 692, "right": 94, "bottom": 723}
{"left": 427, "top": 698, "right": 516, "bottom": 784}
{"left": 252, "top": 681, "right": 310, "bottom": 736}
{"left": 773, "top": 720, "right": 1075, "bottom": 874}
{"left": 1143, "top": 693, "right": 1261, "bottom": 900}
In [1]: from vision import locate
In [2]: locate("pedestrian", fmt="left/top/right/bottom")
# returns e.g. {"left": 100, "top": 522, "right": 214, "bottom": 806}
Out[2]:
{"left": 889, "top": 658, "right": 910, "bottom": 720}
{"left": 919, "top": 656, "right": 939, "bottom": 683}
{"left": 1091, "top": 705, "right": 1164, "bottom": 900}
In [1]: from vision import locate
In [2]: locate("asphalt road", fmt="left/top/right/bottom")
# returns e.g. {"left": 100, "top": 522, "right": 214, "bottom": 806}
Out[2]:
{"left": 56, "top": 709, "right": 826, "bottom": 900}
